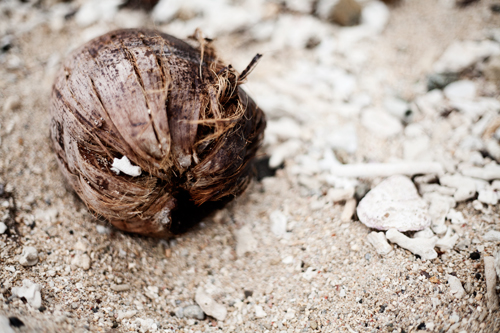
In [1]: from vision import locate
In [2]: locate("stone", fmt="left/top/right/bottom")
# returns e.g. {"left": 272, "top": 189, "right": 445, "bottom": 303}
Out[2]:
{"left": 366, "top": 231, "right": 393, "bottom": 255}
{"left": 110, "top": 284, "right": 131, "bottom": 292}
{"left": 483, "top": 230, "right": 500, "bottom": 242}
{"left": 447, "top": 275, "right": 465, "bottom": 299}
{"left": 403, "top": 136, "right": 430, "bottom": 161}
{"left": 461, "top": 163, "right": 500, "bottom": 181}
{"left": 384, "top": 96, "right": 411, "bottom": 122}
{"left": 317, "top": 0, "right": 362, "bottom": 26}
{"left": 435, "top": 227, "right": 459, "bottom": 252}
{"left": 117, "top": 310, "right": 137, "bottom": 320}
{"left": 483, "top": 257, "right": 499, "bottom": 310}
{"left": 182, "top": 305, "right": 205, "bottom": 320}
{"left": 254, "top": 305, "right": 267, "bottom": 318}
{"left": 326, "top": 123, "right": 358, "bottom": 153}
{"left": 478, "top": 189, "right": 498, "bottom": 205}
{"left": 446, "top": 209, "right": 465, "bottom": 224}
{"left": 110, "top": 156, "right": 142, "bottom": 177}
{"left": 357, "top": 175, "right": 431, "bottom": 232}
{"left": 361, "top": 109, "right": 403, "bottom": 138}
{"left": 439, "top": 174, "right": 476, "bottom": 202}
{"left": 386, "top": 229, "right": 438, "bottom": 260}
{"left": 19, "top": 246, "right": 38, "bottom": 266}
{"left": 71, "top": 254, "right": 91, "bottom": 270}
{"left": 235, "top": 226, "right": 257, "bottom": 257}
{"left": 326, "top": 187, "right": 355, "bottom": 202}
{"left": 195, "top": 288, "right": 227, "bottom": 321}
{"left": 270, "top": 210, "right": 287, "bottom": 237}
{"left": 413, "top": 228, "right": 435, "bottom": 239}
{"left": 0, "top": 222, "right": 6, "bottom": 234}
{"left": 269, "top": 139, "right": 302, "bottom": 168}
{"left": 11, "top": 279, "right": 42, "bottom": 308}
{"left": 95, "top": 225, "right": 110, "bottom": 234}
{"left": 443, "top": 80, "right": 476, "bottom": 101}
{"left": 0, "top": 316, "right": 14, "bottom": 333}
{"left": 433, "top": 40, "right": 500, "bottom": 73}
{"left": 340, "top": 198, "right": 357, "bottom": 222}
{"left": 495, "top": 251, "right": 500, "bottom": 281}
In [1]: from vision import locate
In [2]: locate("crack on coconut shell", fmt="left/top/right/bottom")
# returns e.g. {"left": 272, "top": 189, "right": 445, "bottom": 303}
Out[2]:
{"left": 50, "top": 29, "right": 266, "bottom": 237}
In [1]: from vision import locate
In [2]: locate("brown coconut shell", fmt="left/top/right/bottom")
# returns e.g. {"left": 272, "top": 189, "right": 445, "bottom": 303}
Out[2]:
{"left": 50, "top": 29, "right": 266, "bottom": 237}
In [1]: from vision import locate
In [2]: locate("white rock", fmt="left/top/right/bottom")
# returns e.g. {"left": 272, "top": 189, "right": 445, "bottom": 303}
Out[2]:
{"left": 384, "top": 96, "right": 410, "bottom": 121}
{"left": 75, "top": 0, "right": 122, "bottom": 27}
{"left": 340, "top": 198, "right": 357, "bottom": 223}
{"left": 19, "top": 246, "right": 38, "bottom": 266}
{"left": 495, "top": 251, "right": 500, "bottom": 281}
{"left": 433, "top": 40, "right": 500, "bottom": 73}
{"left": 403, "top": 136, "right": 430, "bottom": 161}
{"left": 414, "top": 90, "right": 445, "bottom": 116}
{"left": 357, "top": 175, "right": 431, "bottom": 232}
{"left": 284, "top": 308, "right": 296, "bottom": 320}
{"left": 484, "top": 256, "right": 499, "bottom": 310}
{"left": 444, "top": 80, "right": 476, "bottom": 101}
{"left": 326, "top": 187, "right": 354, "bottom": 202}
{"left": 11, "top": 279, "right": 42, "bottom": 308}
{"left": 361, "top": 109, "right": 402, "bottom": 138}
{"left": 0, "top": 315, "right": 14, "bottom": 333}
{"left": 235, "top": 226, "right": 257, "bottom": 257}
{"left": 439, "top": 174, "right": 476, "bottom": 202}
{"left": 436, "top": 227, "right": 459, "bottom": 252}
{"left": 451, "top": 97, "right": 500, "bottom": 121}
{"left": 413, "top": 228, "right": 435, "bottom": 239}
{"left": 135, "top": 318, "right": 156, "bottom": 333}
{"left": 386, "top": 229, "right": 437, "bottom": 260}
{"left": 270, "top": 210, "right": 287, "bottom": 237}
{"left": 269, "top": 139, "right": 302, "bottom": 168}
{"left": 303, "top": 267, "right": 316, "bottom": 281}
{"left": 447, "top": 209, "right": 465, "bottom": 224}
{"left": 478, "top": 189, "right": 498, "bottom": 205}
{"left": 483, "top": 230, "right": 500, "bottom": 242}
{"left": 366, "top": 232, "right": 392, "bottom": 255}
{"left": 71, "top": 254, "right": 91, "bottom": 270}
{"left": 96, "top": 225, "right": 110, "bottom": 234}
{"left": 266, "top": 117, "right": 301, "bottom": 143}
{"left": 117, "top": 310, "right": 137, "bottom": 320}
{"left": 73, "top": 241, "right": 87, "bottom": 252}
{"left": 195, "top": 288, "right": 227, "bottom": 321}
{"left": 0, "top": 222, "right": 6, "bottom": 234}
{"left": 326, "top": 123, "right": 357, "bottom": 153}
{"left": 254, "top": 305, "right": 267, "bottom": 318}
{"left": 461, "top": 163, "right": 500, "bottom": 181}
{"left": 447, "top": 275, "right": 466, "bottom": 299}
{"left": 151, "top": 0, "right": 183, "bottom": 22}
{"left": 111, "top": 156, "right": 142, "bottom": 177}
{"left": 182, "top": 305, "right": 204, "bottom": 320}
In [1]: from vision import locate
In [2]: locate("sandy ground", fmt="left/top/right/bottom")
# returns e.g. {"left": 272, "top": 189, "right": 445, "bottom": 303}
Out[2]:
{"left": 0, "top": 0, "right": 500, "bottom": 332}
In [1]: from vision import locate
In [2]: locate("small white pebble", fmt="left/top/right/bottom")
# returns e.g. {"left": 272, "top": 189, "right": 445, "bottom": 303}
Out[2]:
{"left": 110, "top": 156, "right": 142, "bottom": 177}
{"left": 0, "top": 222, "right": 6, "bottom": 234}
{"left": 96, "top": 225, "right": 110, "bottom": 234}
{"left": 19, "top": 246, "right": 38, "bottom": 266}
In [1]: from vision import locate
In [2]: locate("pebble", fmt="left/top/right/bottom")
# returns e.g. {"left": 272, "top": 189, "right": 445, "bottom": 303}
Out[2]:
{"left": 0, "top": 315, "right": 14, "bottom": 333}
{"left": 195, "top": 288, "right": 227, "bottom": 321}
{"left": 439, "top": 174, "right": 476, "bottom": 202}
{"left": 495, "top": 251, "right": 500, "bottom": 279}
{"left": 483, "top": 230, "right": 500, "bottom": 242}
{"left": 270, "top": 210, "right": 288, "bottom": 237}
{"left": 254, "top": 305, "right": 267, "bottom": 318}
{"left": 11, "top": 279, "right": 42, "bottom": 308}
{"left": 477, "top": 189, "right": 498, "bottom": 205}
{"left": 269, "top": 139, "right": 302, "bottom": 168}
{"left": 386, "top": 229, "right": 438, "bottom": 260}
{"left": 117, "top": 310, "right": 137, "bottom": 320}
{"left": 384, "top": 96, "right": 411, "bottom": 122}
{"left": 357, "top": 175, "right": 431, "bottom": 231}
{"left": 182, "top": 305, "right": 205, "bottom": 320}
{"left": 71, "top": 254, "right": 91, "bottom": 270}
{"left": 443, "top": 80, "right": 476, "bottom": 101}
{"left": 340, "top": 198, "right": 357, "bottom": 222}
{"left": 433, "top": 40, "right": 500, "bottom": 73}
{"left": 325, "top": 123, "right": 358, "bottom": 154}
{"left": 461, "top": 163, "right": 500, "bottom": 181}
{"left": 447, "top": 275, "right": 466, "bottom": 299}
{"left": 19, "top": 246, "right": 38, "bottom": 266}
{"left": 317, "top": 0, "right": 362, "bottom": 26}
{"left": 110, "top": 284, "right": 131, "bottom": 292}
{"left": 0, "top": 222, "right": 6, "bottom": 234}
{"left": 73, "top": 241, "right": 87, "bottom": 252}
{"left": 235, "top": 225, "right": 257, "bottom": 257}
{"left": 326, "top": 187, "right": 354, "bottom": 202}
{"left": 361, "top": 109, "right": 403, "bottom": 138}
{"left": 447, "top": 209, "right": 465, "bottom": 224}
{"left": 435, "top": 227, "right": 459, "bottom": 252}
{"left": 95, "top": 225, "right": 110, "bottom": 234}
{"left": 483, "top": 257, "right": 499, "bottom": 310}
{"left": 366, "top": 231, "right": 393, "bottom": 255}
{"left": 413, "top": 228, "right": 435, "bottom": 239}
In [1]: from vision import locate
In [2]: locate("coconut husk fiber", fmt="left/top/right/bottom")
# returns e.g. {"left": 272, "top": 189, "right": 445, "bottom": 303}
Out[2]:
{"left": 50, "top": 29, "right": 266, "bottom": 237}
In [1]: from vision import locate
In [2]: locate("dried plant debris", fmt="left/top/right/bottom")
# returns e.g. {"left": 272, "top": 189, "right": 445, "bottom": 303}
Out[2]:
{"left": 50, "top": 29, "right": 265, "bottom": 237}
